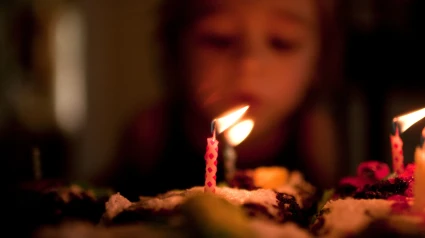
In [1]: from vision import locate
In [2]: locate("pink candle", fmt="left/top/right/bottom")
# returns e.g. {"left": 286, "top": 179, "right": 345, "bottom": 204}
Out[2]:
{"left": 202, "top": 105, "right": 250, "bottom": 193}
{"left": 390, "top": 121, "right": 404, "bottom": 174}
{"left": 204, "top": 137, "right": 219, "bottom": 193}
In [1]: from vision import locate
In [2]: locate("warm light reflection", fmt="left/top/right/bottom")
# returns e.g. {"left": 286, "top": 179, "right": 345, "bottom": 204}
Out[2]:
{"left": 394, "top": 107, "right": 425, "bottom": 133}
{"left": 215, "top": 105, "right": 249, "bottom": 133}
{"left": 225, "top": 119, "right": 254, "bottom": 146}
{"left": 53, "top": 5, "right": 86, "bottom": 135}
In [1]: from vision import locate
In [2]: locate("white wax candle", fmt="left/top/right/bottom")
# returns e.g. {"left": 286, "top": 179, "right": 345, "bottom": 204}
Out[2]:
{"left": 224, "top": 144, "right": 237, "bottom": 183}
{"left": 204, "top": 137, "right": 219, "bottom": 193}
{"left": 413, "top": 129, "right": 425, "bottom": 212}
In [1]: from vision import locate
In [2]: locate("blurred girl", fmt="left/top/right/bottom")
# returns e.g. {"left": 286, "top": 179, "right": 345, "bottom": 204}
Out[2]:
{"left": 98, "top": 0, "right": 347, "bottom": 199}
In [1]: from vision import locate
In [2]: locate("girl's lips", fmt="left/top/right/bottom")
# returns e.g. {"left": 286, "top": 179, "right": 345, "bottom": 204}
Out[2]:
{"left": 201, "top": 94, "right": 261, "bottom": 121}
{"left": 227, "top": 94, "right": 260, "bottom": 110}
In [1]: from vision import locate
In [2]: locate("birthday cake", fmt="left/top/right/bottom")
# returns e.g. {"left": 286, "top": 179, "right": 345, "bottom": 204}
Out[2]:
{"left": 95, "top": 156, "right": 424, "bottom": 238}
{"left": 32, "top": 168, "right": 317, "bottom": 238}
{"left": 29, "top": 119, "right": 425, "bottom": 238}
{"left": 32, "top": 162, "right": 425, "bottom": 238}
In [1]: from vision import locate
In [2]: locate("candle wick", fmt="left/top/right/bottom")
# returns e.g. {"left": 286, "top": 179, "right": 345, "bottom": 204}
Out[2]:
{"left": 211, "top": 120, "right": 217, "bottom": 141}
{"left": 391, "top": 120, "right": 401, "bottom": 135}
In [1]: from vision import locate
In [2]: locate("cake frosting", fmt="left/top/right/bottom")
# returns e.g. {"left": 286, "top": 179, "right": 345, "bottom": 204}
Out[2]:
{"left": 102, "top": 186, "right": 307, "bottom": 226}
{"left": 312, "top": 161, "right": 425, "bottom": 238}
{"left": 230, "top": 167, "right": 317, "bottom": 209}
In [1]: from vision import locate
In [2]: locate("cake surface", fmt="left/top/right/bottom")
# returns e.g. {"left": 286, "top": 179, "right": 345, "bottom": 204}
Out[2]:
{"left": 30, "top": 164, "right": 425, "bottom": 238}
{"left": 37, "top": 185, "right": 313, "bottom": 238}
{"left": 313, "top": 197, "right": 425, "bottom": 238}
{"left": 312, "top": 161, "right": 425, "bottom": 238}
{"left": 102, "top": 186, "right": 308, "bottom": 227}
{"left": 35, "top": 218, "right": 313, "bottom": 238}
{"left": 15, "top": 181, "right": 111, "bottom": 237}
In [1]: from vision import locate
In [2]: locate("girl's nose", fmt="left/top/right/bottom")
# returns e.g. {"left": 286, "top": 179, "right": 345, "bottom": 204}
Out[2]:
{"left": 233, "top": 38, "right": 264, "bottom": 85}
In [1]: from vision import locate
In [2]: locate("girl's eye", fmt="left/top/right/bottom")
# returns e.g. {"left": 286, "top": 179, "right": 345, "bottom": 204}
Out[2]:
{"left": 269, "top": 36, "right": 298, "bottom": 52}
{"left": 198, "top": 33, "right": 236, "bottom": 50}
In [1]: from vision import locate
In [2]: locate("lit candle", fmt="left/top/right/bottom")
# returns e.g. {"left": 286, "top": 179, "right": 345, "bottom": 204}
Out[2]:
{"left": 390, "top": 120, "right": 405, "bottom": 174}
{"left": 223, "top": 120, "right": 254, "bottom": 183}
{"left": 203, "top": 106, "right": 251, "bottom": 193}
{"left": 413, "top": 127, "right": 425, "bottom": 212}
{"left": 391, "top": 108, "right": 425, "bottom": 175}
{"left": 204, "top": 122, "right": 219, "bottom": 193}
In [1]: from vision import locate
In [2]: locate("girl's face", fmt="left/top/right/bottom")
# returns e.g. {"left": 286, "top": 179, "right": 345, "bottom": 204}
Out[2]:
{"left": 184, "top": 0, "right": 320, "bottom": 136}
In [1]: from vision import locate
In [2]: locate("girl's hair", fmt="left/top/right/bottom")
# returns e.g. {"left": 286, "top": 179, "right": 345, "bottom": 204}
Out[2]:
{"left": 313, "top": 0, "right": 345, "bottom": 102}
{"left": 156, "top": 0, "right": 345, "bottom": 103}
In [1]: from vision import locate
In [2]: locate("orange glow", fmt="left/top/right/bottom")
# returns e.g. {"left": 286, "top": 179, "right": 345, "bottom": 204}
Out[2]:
{"left": 215, "top": 105, "right": 249, "bottom": 134}
{"left": 394, "top": 107, "right": 425, "bottom": 133}
{"left": 225, "top": 119, "right": 254, "bottom": 146}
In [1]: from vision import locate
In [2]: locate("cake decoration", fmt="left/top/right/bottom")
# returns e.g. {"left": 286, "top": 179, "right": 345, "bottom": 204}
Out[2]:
{"left": 27, "top": 108, "right": 425, "bottom": 237}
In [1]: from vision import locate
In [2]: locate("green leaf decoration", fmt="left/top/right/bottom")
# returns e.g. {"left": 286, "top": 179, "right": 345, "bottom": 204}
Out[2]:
{"left": 310, "top": 189, "right": 335, "bottom": 224}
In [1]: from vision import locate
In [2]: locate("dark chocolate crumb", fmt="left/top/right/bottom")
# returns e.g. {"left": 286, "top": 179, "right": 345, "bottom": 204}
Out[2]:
{"left": 335, "top": 184, "right": 357, "bottom": 198}
{"left": 353, "top": 178, "right": 409, "bottom": 199}
{"left": 335, "top": 177, "right": 410, "bottom": 200}
{"left": 228, "top": 171, "right": 258, "bottom": 190}
{"left": 276, "top": 192, "right": 305, "bottom": 226}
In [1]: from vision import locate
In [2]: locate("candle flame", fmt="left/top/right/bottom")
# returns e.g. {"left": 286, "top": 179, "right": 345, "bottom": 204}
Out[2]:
{"left": 225, "top": 119, "right": 254, "bottom": 146}
{"left": 394, "top": 107, "right": 425, "bottom": 133}
{"left": 215, "top": 105, "right": 249, "bottom": 134}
